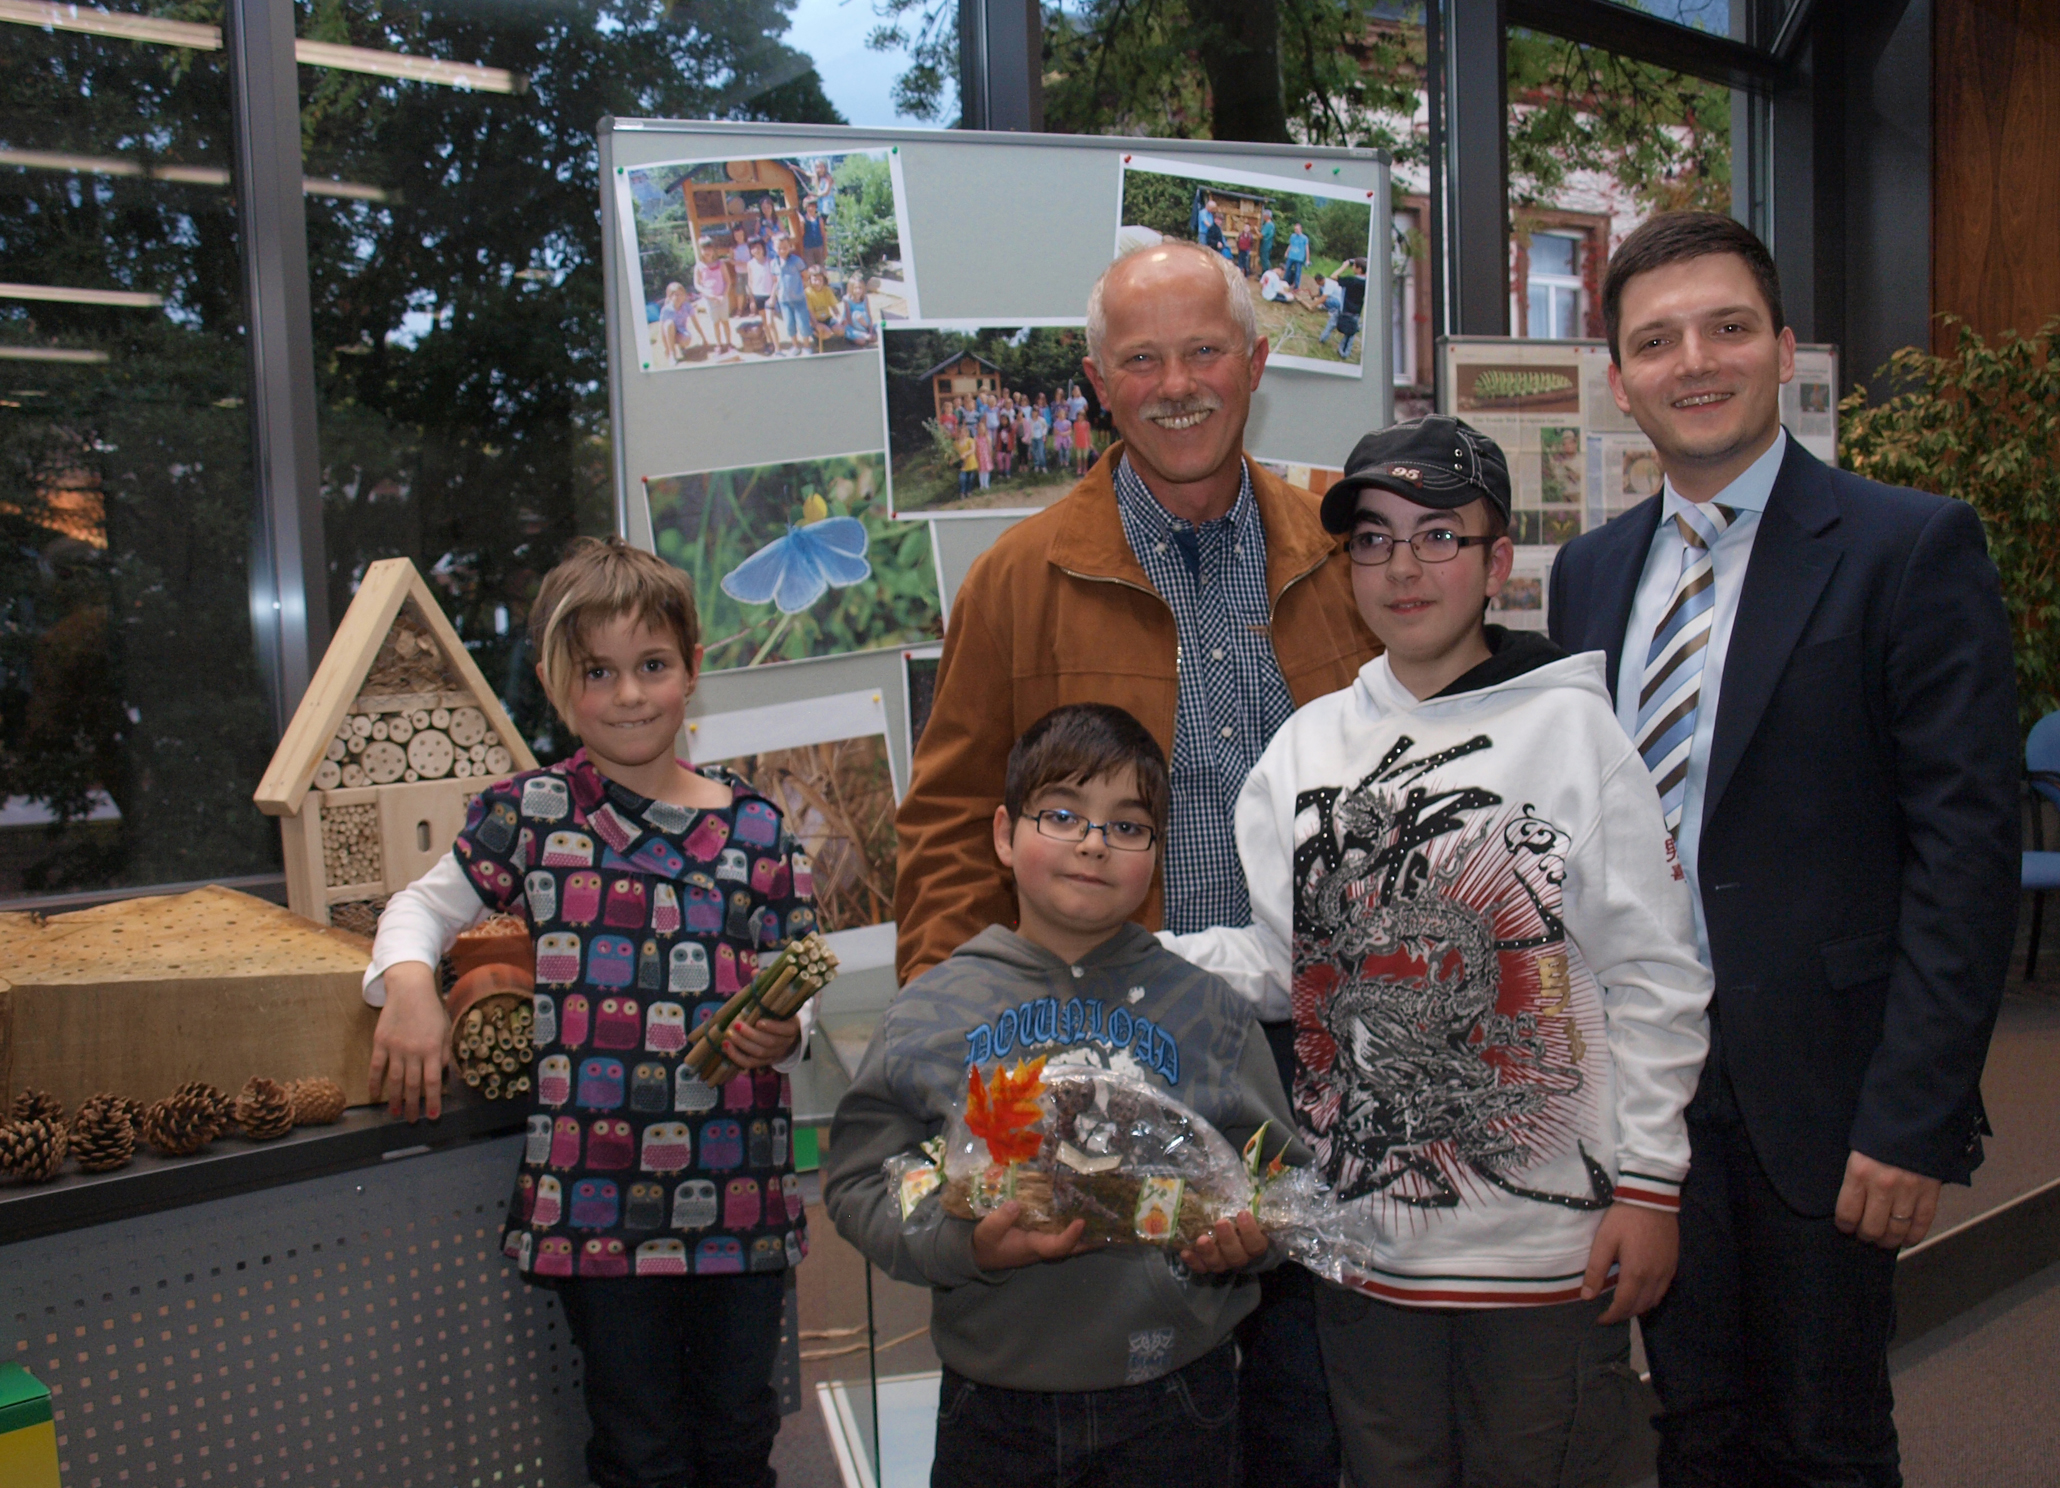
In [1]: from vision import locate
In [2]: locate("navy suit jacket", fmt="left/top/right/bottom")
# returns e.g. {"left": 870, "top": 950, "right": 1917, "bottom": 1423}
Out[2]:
{"left": 1548, "top": 438, "right": 2017, "bottom": 1215}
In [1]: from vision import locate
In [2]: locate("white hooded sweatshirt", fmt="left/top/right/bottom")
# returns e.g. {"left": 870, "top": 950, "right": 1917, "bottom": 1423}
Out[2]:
{"left": 1166, "top": 636, "right": 1712, "bottom": 1307}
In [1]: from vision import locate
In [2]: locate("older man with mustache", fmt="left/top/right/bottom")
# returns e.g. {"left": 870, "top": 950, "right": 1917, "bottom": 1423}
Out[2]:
{"left": 893, "top": 242, "right": 1377, "bottom": 1487}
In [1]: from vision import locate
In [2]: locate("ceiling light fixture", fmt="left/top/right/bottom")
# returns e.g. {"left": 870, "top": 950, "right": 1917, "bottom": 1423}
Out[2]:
{"left": 0, "top": 1, "right": 525, "bottom": 92}
{"left": 0, "top": 283, "right": 163, "bottom": 308}
{"left": 0, "top": 149, "right": 388, "bottom": 202}
{"left": 0, "top": 347, "right": 112, "bottom": 363}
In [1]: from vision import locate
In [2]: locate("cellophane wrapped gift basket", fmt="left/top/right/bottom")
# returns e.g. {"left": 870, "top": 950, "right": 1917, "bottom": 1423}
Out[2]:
{"left": 885, "top": 1057, "right": 1372, "bottom": 1275}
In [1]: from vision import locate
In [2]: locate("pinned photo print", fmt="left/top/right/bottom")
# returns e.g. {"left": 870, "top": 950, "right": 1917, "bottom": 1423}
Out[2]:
{"left": 1116, "top": 154, "right": 1377, "bottom": 379}
{"left": 884, "top": 322, "right": 1105, "bottom": 517}
{"left": 643, "top": 451, "right": 942, "bottom": 672}
{"left": 1453, "top": 361, "right": 1582, "bottom": 415}
{"left": 903, "top": 645, "right": 942, "bottom": 755}
{"left": 685, "top": 689, "right": 903, "bottom": 971}
{"left": 1255, "top": 458, "right": 1345, "bottom": 499}
{"left": 1539, "top": 425, "right": 1583, "bottom": 505}
{"left": 615, "top": 149, "right": 918, "bottom": 372}
{"left": 1515, "top": 510, "right": 1583, "bottom": 546}
{"left": 1622, "top": 447, "right": 1665, "bottom": 501}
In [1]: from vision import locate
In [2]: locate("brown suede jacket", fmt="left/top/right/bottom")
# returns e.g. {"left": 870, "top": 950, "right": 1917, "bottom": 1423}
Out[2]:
{"left": 894, "top": 444, "right": 1380, "bottom": 983}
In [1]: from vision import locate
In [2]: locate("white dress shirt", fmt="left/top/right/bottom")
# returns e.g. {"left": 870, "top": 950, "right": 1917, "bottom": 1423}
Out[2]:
{"left": 1615, "top": 429, "right": 1788, "bottom": 961}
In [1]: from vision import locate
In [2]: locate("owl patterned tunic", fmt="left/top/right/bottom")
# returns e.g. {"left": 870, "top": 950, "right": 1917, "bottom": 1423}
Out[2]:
{"left": 452, "top": 750, "right": 813, "bottom": 1282}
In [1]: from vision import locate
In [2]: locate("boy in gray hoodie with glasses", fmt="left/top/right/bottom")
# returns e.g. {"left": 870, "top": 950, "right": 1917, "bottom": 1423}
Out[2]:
{"left": 825, "top": 702, "right": 1299, "bottom": 1488}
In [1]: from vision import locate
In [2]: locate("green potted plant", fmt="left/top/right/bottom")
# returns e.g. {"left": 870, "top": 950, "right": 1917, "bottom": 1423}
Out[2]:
{"left": 1840, "top": 316, "right": 2060, "bottom": 734}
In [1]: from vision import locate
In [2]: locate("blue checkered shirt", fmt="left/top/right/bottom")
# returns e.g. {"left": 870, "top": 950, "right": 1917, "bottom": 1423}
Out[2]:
{"left": 1114, "top": 455, "right": 1297, "bottom": 935}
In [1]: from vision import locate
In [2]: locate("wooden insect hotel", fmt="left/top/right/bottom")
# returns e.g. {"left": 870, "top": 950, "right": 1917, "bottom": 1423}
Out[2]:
{"left": 1200, "top": 185, "right": 1270, "bottom": 244}
{"left": 678, "top": 157, "right": 806, "bottom": 254}
{"left": 254, "top": 559, "right": 538, "bottom": 935}
{"left": 924, "top": 351, "right": 1001, "bottom": 425}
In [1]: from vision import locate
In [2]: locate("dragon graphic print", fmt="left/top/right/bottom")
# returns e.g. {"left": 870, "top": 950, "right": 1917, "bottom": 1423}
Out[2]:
{"left": 1290, "top": 732, "right": 1614, "bottom": 1214}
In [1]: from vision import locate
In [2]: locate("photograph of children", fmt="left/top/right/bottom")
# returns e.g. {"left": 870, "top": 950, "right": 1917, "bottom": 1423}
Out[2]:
{"left": 643, "top": 450, "right": 942, "bottom": 672}
{"left": 695, "top": 734, "right": 897, "bottom": 933}
{"left": 1539, "top": 425, "right": 1583, "bottom": 505}
{"left": 1489, "top": 547, "right": 1553, "bottom": 633}
{"left": 1116, "top": 155, "right": 1377, "bottom": 378}
{"left": 1496, "top": 576, "right": 1545, "bottom": 611}
{"left": 616, "top": 149, "right": 917, "bottom": 372}
{"left": 883, "top": 322, "right": 1106, "bottom": 517}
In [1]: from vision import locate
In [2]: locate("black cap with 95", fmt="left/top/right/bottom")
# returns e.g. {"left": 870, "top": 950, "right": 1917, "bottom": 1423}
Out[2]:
{"left": 1319, "top": 415, "right": 1514, "bottom": 533}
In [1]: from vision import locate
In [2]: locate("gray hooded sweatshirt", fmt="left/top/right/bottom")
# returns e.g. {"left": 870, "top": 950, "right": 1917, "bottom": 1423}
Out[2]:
{"left": 824, "top": 923, "right": 1300, "bottom": 1392}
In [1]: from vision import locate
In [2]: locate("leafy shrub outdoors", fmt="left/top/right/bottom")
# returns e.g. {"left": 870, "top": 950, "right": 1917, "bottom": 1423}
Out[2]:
{"left": 1839, "top": 317, "right": 2060, "bottom": 734}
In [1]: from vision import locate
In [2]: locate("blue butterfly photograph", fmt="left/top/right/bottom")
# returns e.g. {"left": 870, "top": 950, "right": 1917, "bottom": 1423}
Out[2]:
{"left": 645, "top": 451, "right": 943, "bottom": 671}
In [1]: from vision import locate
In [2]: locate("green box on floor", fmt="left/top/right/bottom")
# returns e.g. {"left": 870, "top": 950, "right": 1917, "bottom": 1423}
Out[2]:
{"left": 0, "top": 1361, "right": 61, "bottom": 1488}
{"left": 792, "top": 1123, "right": 821, "bottom": 1173}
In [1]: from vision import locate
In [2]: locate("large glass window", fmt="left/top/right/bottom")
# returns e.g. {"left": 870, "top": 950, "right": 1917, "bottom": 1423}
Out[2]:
{"left": 1507, "top": 29, "right": 1735, "bottom": 337}
{"left": 300, "top": 0, "right": 847, "bottom": 763}
{"left": 1519, "top": 228, "right": 1586, "bottom": 338}
{"left": 1593, "top": 0, "right": 1745, "bottom": 38}
{"left": 0, "top": 10, "right": 276, "bottom": 895}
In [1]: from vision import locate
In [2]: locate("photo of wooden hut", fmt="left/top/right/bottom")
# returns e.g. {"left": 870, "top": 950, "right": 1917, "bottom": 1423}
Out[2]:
{"left": 1198, "top": 185, "right": 1269, "bottom": 248}
{"left": 923, "top": 350, "right": 1000, "bottom": 425}
{"left": 676, "top": 157, "right": 804, "bottom": 255}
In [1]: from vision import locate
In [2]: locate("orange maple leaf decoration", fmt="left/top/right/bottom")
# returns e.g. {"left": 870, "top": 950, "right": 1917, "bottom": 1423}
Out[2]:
{"left": 965, "top": 1057, "right": 1049, "bottom": 1164}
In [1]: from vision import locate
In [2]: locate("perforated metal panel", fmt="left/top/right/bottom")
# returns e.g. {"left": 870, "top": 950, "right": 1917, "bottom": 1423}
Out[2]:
{"left": 0, "top": 1136, "right": 582, "bottom": 1487}
{"left": 0, "top": 1134, "right": 804, "bottom": 1488}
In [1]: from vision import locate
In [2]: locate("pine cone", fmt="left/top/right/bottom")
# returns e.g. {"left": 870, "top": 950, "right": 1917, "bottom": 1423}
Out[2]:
{"left": 0, "top": 1117, "right": 69, "bottom": 1182}
{"left": 232, "top": 1078, "right": 295, "bottom": 1141}
{"left": 70, "top": 1093, "right": 138, "bottom": 1173}
{"left": 285, "top": 1077, "right": 348, "bottom": 1126}
{"left": 169, "top": 1081, "right": 231, "bottom": 1129}
{"left": 141, "top": 1089, "right": 224, "bottom": 1156}
{"left": 10, "top": 1086, "right": 64, "bottom": 1126}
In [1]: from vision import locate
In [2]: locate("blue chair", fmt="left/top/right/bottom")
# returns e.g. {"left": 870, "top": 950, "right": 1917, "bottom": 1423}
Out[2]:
{"left": 2022, "top": 710, "right": 2060, "bottom": 975}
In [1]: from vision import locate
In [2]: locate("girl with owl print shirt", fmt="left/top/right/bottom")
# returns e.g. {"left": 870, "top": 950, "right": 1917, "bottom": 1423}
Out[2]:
{"left": 363, "top": 538, "right": 817, "bottom": 1488}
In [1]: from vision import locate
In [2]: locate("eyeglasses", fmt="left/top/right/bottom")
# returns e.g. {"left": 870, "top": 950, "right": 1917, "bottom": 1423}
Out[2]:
{"left": 1346, "top": 528, "right": 1498, "bottom": 566}
{"left": 1026, "top": 808, "right": 1157, "bottom": 852}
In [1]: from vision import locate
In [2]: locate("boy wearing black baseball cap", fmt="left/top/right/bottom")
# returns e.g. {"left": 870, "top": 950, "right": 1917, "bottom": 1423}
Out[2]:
{"left": 1168, "top": 417, "right": 1712, "bottom": 1485}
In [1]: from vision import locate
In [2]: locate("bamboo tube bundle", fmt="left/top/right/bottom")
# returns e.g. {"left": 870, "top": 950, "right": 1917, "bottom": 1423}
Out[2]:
{"left": 684, "top": 933, "right": 840, "bottom": 1087}
{"left": 321, "top": 803, "right": 383, "bottom": 887}
{"left": 446, "top": 962, "right": 536, "bottom": 1101}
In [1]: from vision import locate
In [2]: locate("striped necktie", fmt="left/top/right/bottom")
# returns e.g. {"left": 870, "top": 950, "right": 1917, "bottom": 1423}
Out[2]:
{"left": 1636, "top": 502, "right": 1736, "bottom": 834}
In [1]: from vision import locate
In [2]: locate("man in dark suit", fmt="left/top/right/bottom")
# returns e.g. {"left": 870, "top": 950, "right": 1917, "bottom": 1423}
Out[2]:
{"left": 1548, "top": 212, "right": 2018, "bottom": 1486}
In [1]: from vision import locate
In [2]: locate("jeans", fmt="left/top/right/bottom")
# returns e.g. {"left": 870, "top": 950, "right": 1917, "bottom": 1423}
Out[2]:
{"left": 1641, "top": 1062, "right": 1902, "bottom": 1487}
{"left": 1032, "top": 437, "right": 1045, "bottom": 469}
{"left": 558, "top": 1273, "right": 787, "bottom": 1488}
{"left": 931, "top": 1339, "right": 1239, "bottom": 1488}
{"left": 1237, "top": 1264, "right": 1342, "bottom": 1488}
{"left": 1318, "top": 310, "right": 1341, "bottom": 343}
{"left": 1316, "top": 1285, "right": 1640, "bottom": 1488}
{"left": 1241, "top": 1020, "right": 1343, "bottom": 1488}
{"left": 1286, "top": 259, "right": 1304, "bottom": 289}
{"left": 778, "top": 299, "right": 810, "bottom": 342}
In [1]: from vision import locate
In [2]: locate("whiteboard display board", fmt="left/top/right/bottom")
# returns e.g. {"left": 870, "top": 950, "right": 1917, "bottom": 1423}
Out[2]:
{"left": 596, "top": 119, "right": 1390, "bottom": 1108}
{"left": 1435, "top": 335, "right": 1839, "bottom": 635}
